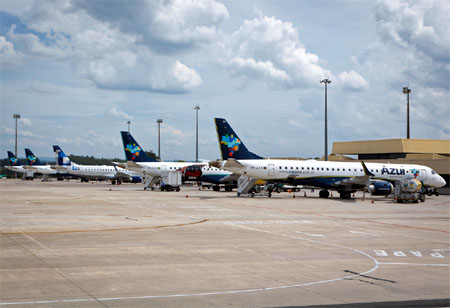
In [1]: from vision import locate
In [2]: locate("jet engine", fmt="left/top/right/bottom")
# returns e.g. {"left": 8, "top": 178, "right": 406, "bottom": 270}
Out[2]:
{"left": 369, "top": 181, "right": 394, "bottom": 196}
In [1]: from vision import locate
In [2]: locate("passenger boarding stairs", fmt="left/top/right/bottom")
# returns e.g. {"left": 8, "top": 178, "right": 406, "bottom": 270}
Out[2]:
{"left": 237, "top": 175, "right": 256, "bottom": 196}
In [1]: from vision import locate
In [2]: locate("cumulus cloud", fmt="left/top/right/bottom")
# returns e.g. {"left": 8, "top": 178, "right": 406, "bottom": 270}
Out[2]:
{"left": 375, "top": 0, "right": 449, "bottom": 63}
{"left": 226, "top": 15, "right": 331, "bottom": 89}
{"left": 73, "top": 0, "right": 229, "bottom": 50}
{"left": 338, "top": 71, "right": 369, "bottom": 91}
{"left": 108, "top": 107, "right": 133, "bottom": 121}
{"left": 0, "top": 36, "right": 22, "bottom": 69}
{"left": 372, "top": 0, "right": 450, "bottom": 88}
{"left": 2, "top": 125, "right": 34, "bottom": 137}
{"left": 19, "top": 118, "right": 33, "bottom": 127}
{"left": 4, "top": 0, "right": 212, "bottom": 93}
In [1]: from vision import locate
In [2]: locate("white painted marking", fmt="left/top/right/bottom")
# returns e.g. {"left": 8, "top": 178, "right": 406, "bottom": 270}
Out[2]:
{"left": 393, "top": 251, "right": 406, "bottom": 257}
{"left": 349, "top": 230, "right": 380, "bottom": 237}
{"left": 0, "top": 223, "right": 379, "bottom": 307}
{"left": 430, "top": 252, "right": 444, "bottom": 258}
{"left": 410, "top": 251, "right": 423, "bottom": 257}
{"left": 224, "top": 220, "right": 312, "bottom": 226}
{"left": 378, "top": 262, "right": 450, "bottom": 267}
{"left": 432, "top": 248, "right": 450, "bottom": 252}
{"left": 295, "top": 231, "right": 325, "bottom": 237}
{"left": 374, "top": 250, "right": 388, "bottom": 257}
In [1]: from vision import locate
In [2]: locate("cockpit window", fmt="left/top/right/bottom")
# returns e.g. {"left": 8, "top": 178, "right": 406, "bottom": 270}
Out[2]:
{"left": 431, "top": 170, "right": 436, "bottom": 174}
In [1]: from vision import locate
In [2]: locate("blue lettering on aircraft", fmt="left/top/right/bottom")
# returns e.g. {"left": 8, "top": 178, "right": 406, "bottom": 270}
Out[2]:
{"left": 381, "top": 167, "right": 405, "bottom": 176}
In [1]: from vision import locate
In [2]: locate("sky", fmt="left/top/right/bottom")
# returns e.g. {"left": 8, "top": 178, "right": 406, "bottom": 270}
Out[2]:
{"left": 1, "top": 0, "right": 449, "bottom": 161}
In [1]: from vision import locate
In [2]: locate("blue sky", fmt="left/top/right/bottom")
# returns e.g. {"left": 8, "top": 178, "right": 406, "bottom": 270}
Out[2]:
{"left": 1, "top": 0, "right": 449, "bottom": 161}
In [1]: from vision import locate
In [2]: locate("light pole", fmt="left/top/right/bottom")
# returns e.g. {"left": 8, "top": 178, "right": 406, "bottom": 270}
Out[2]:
{"left": 194, "top": 105, "right": 200, "bottom": 162}
{"left": 126, "top": 121, "right": 131, "bottom": 133}
{"left": 402, "top": 86, "right": 411, "bottom": 139}
{"left": 13, "top": 114, "right": 20, "bottom": 157}
{"left": 157, "top": 119, "right": 163, "bottom": 160}
{"left": 320, "top": 79, "right": 331, "bottom": 161}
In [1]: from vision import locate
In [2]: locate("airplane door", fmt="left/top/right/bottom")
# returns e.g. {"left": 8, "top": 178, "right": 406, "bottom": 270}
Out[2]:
{"left": 421, "top": 169, "right": 427, "bottom": 180}
{"left": 268, "top": 164, "right": 275, "bottom": 176}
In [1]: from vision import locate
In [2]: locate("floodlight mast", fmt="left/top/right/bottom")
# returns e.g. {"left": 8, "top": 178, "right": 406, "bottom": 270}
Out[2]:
{"left": 157, "top": 119, "right": 163, "bottom": 160}
{"left": 194, "top": 105, "right": 200, "bottom": 162}
{"left": 320, "top": 79, "right": 331, "bottom": 161}
{"left": 402, "top": 86, "right": 411, "bottom": 139}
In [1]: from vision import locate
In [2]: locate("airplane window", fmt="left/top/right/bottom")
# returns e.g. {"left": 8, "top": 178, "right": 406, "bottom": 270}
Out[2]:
{"left": 376, "top": 170, "right": 378, "bottom": 172}
{"left": 285, "top": 167, "right": 288, "bottom": 169}
{"left": 431, "top": 170, "right": 436, "bottom": 174}
{"left": 343, "top": 168, "right": 345, "bottom": 171}
{"left": 291, "top": 167, "right": 293, "bottom": 170}
{"left": 307, "top": 167, "right": 310, "bottom": 170}
{"left": 354, "top": 169, "right": 356, "bottom": 171}
{"left": 360, "top": 169, "right": 363, "bottom": 172}
{"left": 279, "top": 166, "right": 282, "bottom": 169}
{"left": 302, "top": 167, "right": 304, "bottom": 170}
{"left": 263, "top": 167, "right": 267, "bottom": 169}
{"left": 296, "top": 167, "right": 298, "bottom": 170}
{"left": 327, "top": 168, "right": 329, "bottom": 171}
{"left": 337, "top": 168, "right": 340, "bottom": 171}
{"left": 312, "top": 167, "right": 314, "bottom": 170}
{"left": 321, "top": 168, "right": 324, "bottom": 171}
{"left": 332, "top": 168, "right": 334, "bottom": 171}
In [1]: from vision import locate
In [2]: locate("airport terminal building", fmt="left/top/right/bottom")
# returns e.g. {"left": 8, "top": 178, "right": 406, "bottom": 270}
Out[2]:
{"left": 329, "top": 139, "right": 450, "bottom": 193}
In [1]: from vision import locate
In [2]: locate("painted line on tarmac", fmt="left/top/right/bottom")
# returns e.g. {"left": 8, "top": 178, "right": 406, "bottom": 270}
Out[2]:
{"left": 239, "top": 203, "right": 450, "bottom": 234}
{"left": 0, "top": 223, "right": 380, "bottom": 307}
{"left": 378, "top": 262, "right": 450, "bottom": 267}
{"left": 0, "top": 219, "right": 208, "bottom": 235}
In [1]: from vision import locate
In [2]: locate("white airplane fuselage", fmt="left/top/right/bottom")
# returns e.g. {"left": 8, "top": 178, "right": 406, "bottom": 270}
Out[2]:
{"left": 220, "top": 159, "right": 446, "bottom": 189}
{"left": 25, "top": 165, "right": 59, "bottom": 175}
{"left": 127, "top": 161, "right": 204, "bottom": 177}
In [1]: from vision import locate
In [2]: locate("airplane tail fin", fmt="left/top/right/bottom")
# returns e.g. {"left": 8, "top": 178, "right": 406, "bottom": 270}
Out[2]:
{"left": 7, "top": 151, "right": 21, "bottom": 166}
{"left": 120, "top": 131, "right": 157, "bottom": 162}
{"left": 25, "top": 148, "right": 43, "bottom": 166}
{"left": 53, "top": 145, "right": 72, "bottom": 166}
{"left": 214, "top": 118, "right": 263, "bottom": 160}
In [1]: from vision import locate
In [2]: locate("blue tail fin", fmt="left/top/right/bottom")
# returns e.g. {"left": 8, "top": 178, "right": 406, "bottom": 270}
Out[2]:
{"left": 120, "top": 131, "right": 157, "bottom": 162}
{"left": 53, "top": 145, "right": 72, "bottom": 166}
{"left": 214, "top": 118, "right": 263, "bottom": 160}
{"left": 7, "top": 151, "right": 21, "bottom": 166}
{"left": 25, "top": 148, "right": 43, "bottom": 166}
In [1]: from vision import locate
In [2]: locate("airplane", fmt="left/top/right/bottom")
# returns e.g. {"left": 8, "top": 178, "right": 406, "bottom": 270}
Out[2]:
{"left": 24, "top": 148, "right": 61, "bottom": 180}
{"left": 5, "top": 151, "right": 28, "bottom": 175}
{"left": 210, "top": 118, "right": 446, "bottom": 199}
{"left": 52, "top": 145, "right": 142, "bottom": 184}
{"left": 120, "top": 131, "right": 236, "bottom": 191}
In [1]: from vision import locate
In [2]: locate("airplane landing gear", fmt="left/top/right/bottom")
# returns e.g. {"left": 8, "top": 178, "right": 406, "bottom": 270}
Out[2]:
{"left": 339, "top": 191, "right": 352, "bottom": 199}
{"left": 319, "top": 190, "right": 330, "bottom": 198}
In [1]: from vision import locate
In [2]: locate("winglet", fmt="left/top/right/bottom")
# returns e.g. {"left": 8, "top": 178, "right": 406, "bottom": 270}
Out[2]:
{"left": 361, "top": 161, "right": 374, "bottom": 177}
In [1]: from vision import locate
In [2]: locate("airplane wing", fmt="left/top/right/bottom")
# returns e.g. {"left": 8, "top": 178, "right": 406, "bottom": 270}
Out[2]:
{"left": 219, "top": 173, "right": 241, "bottom": 181}
{"left": 50, "top": 165, "right": 69, "bottom": 171}
{"left": 223, "top": 158, "right": 246, "bottom": 169}
{"left": 125, "top": 161, "right": 144, "bottom": 170}
{"left": 333, "top": 161, "right": 374, "bottom": 187}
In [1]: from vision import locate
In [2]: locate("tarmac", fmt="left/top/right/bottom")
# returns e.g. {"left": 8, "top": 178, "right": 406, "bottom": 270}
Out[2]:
{"left": 0, "top": 179, "right": 449, "bottom": 307}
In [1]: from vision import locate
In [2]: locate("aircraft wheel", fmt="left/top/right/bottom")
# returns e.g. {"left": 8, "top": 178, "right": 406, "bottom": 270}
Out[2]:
{"left": 319, "top": 190, "right": 330, "bottom": 198}
{"left": 419, "top": 194, "right": 425, "bottom": 202}
{"left": 268, "top": 192, "right": 272, "bottom": 198}
{"left": 176, "top": 187, "right": 180, "bottom": 192}
{"left": 237, "top": 192, "right": 241, "bottom": 197}
{"left": 250, "top": 192, "right": 255, "bottom": 198}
